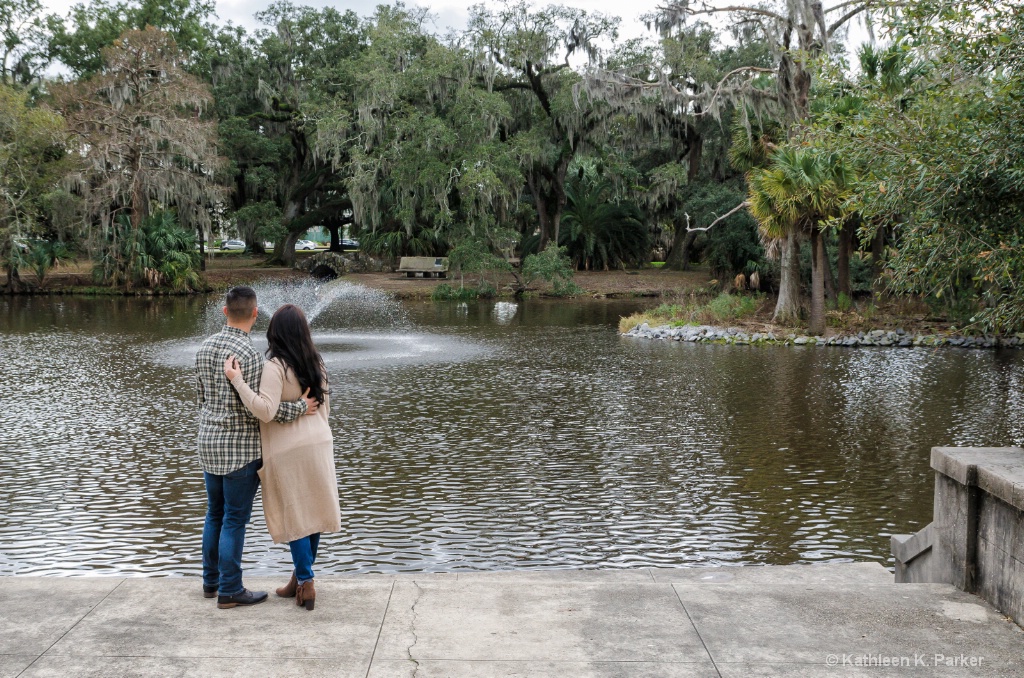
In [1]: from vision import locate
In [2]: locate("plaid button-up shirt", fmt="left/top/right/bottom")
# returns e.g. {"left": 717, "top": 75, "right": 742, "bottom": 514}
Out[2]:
{"left": 195, "top": 326, "right": 306, "bottom": 475}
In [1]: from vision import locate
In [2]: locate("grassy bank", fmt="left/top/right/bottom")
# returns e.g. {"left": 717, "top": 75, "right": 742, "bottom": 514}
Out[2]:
{"left": 619, "top": 290, "right": 964, "bottom": 337}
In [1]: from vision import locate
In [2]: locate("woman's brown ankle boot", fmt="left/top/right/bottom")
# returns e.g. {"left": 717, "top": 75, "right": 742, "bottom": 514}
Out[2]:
{"left": 276, "top": 572, "right": 298, "bottom": 598}
{"left": 295, "top": 579, "right": 315, "bottom": 611}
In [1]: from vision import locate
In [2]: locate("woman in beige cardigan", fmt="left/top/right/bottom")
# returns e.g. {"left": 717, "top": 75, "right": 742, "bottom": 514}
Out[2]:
{"left": 223, "top": 304, "right": 340, "bottom": 611}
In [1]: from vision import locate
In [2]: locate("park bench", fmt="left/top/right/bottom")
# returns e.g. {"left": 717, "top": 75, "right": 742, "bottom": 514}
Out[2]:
{"left": 398, "top": 256, "right": 449, "bottom": 278}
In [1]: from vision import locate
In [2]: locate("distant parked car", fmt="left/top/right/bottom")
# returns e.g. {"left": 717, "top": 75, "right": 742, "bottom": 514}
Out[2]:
{"left": 341, "top": 238, "right": 360, "bottom": 250}
{"left": 221, "top": 239, "right": 246, "bottom": 251}
{"left": 295, "top": 239, "right": 317, "bottom": 250}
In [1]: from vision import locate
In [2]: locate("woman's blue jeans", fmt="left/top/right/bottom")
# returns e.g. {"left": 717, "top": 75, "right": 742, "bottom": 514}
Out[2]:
{"left": 289, "top": 533, "right": 320, "bottom": 584}
{"left": 202, "top": 458, "right": 261, "bottom": 596}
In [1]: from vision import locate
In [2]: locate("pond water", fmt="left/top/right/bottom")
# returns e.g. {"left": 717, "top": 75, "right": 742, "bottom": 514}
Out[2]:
{"left": 2, "top": 282, "right": 1023, "bottom": 577}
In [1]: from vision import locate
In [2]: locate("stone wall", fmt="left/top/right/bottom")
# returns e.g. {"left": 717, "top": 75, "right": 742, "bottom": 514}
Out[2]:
{"left": 625, "top": 324, "right": 1024, "bottom": 349}
{"left": 892, "top": 447, "right": 1024, "bottom": 626}
{"left": 295, "top": 251, "right": 388, "bottom": 278}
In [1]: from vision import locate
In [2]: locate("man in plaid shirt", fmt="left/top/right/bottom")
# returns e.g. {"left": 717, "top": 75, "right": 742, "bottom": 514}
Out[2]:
{"left": 196, "top": 286, "right": 318, "bottom": 608}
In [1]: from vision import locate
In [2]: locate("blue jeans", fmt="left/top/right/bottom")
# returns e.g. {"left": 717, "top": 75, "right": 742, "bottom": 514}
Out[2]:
{"left": 202, "top": 458, "right": 262, "bottom": 596}
{"left": 289, "top": 533, "right": 321, "bottom": 584}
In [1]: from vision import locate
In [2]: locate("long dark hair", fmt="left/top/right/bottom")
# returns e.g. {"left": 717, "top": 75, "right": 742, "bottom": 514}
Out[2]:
{"left": 265, "top": 304, "right": 327, "bottom": 404}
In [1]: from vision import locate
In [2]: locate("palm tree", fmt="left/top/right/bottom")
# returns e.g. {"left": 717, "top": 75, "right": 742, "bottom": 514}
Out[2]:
{"left": 561, "top": 175, "right": 648, "bottom": 270}
{"left": 748, "top": 146, "right": 852, "bottom": 334}
{"left": 858, "top": 43, "right": 927, "bottom": 102}
{"left": 95, "top": 211, "right": 202, "bottom": 291}
{"left": 26, "top": 240, "right": 70, "bottom": 287}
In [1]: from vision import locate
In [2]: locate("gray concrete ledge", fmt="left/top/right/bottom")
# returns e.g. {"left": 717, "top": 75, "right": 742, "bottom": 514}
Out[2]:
{"left": 2, "top": 564, "right": 1022, "bottom": 677}
{"left": 930, "top": 446, "right": 1024, "bottom": 510}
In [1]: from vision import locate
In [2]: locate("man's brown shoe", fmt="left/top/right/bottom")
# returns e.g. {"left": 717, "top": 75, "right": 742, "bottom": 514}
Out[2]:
{"left": 203, "top": 585, "right": 217, "bottom": 599}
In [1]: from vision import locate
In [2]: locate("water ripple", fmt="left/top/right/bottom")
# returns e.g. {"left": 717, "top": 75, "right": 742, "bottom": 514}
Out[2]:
{"left": 1, "top": 295, "right": 1023, "bottom": 576}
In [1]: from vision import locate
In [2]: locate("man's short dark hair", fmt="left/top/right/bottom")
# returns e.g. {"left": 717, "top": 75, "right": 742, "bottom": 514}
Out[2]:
{"left": 225, "top": 286, "right": 257, "bottom": 321}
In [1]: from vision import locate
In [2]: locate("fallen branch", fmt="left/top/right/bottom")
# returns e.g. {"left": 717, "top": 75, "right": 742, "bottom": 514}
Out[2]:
{"left": 686, "top": 200, "right": 750, "bottom": 233}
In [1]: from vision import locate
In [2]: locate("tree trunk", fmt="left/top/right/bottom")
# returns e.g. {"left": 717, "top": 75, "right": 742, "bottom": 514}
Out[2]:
{"left": 277, "top": 230, "right": 302, "bottom": 268}
{"left": 823, "top": 234, "right": 837, "bottom": 304}
{"left": 837, "top": 223, "right": 853, "bottom": 298}
{"left": 664, "top": 228, "right": 699, "bottom": 271}
{"left": 809, "top": 227, "right": 826, "bottom": 336}
{"left": 550, "top": 157, "right": 570, "bottom": 247}
{"left": 687, "top": 132, "right": 703, "bottom": 182}
{"left": 197, "top": 225, "right": 206, "bottom": 271}
{"left": 536, "top": 203, "right": 550, "bottom": 250}
{"left": 773, "top": 231, "right": 802, "bottom": 325}
{"left": 130, "top": 152, "right": 144, "bottom": 232}
{"left": 871, "top": 225, "right": 885, "bottom": 298}
{"left": 328, "top": 224, "right": 341, "bottom": 252}
{"left": 527, "top": 173, "right": 550, "bottom": 251}
{"left": 273, "top": 197, "right": 304, "bottom": 267}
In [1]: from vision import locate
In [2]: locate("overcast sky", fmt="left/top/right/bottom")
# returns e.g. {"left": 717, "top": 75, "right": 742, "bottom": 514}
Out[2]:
{"left": 39, "top": 0, "right": 669, "bottom": 43}
{"left": 39, "top": 0, "right": 877, "bottom": 62}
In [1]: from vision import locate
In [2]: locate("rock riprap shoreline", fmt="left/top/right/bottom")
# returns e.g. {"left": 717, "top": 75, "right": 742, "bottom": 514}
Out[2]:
{"left": 624, "top": 323, "right": 1024, "bottom": 349}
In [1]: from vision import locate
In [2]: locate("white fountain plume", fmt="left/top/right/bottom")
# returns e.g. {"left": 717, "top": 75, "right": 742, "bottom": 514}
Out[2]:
{"left": 151, "top": 277, "right": 487, "bottom": 373}
{"left": 203, "top": 278, "right": 410, "bottom": 334}
{"left": 250, "top": 278, "right": 410, "bottom": 329}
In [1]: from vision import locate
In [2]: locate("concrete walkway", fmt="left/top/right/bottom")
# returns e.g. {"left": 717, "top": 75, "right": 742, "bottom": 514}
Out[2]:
{"left": 2, "top": 563, "right": 1021, "bottom": 677}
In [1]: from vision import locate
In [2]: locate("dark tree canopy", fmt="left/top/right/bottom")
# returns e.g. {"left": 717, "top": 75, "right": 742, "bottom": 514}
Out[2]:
{"left": 11, "top": 0, "right": 1024, "bottom": 330}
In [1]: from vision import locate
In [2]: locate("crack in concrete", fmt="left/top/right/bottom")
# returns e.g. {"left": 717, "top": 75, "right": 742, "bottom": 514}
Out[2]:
{"left": 17, "top": 578, "right": 126, "bottom": 678}
{"left": 407, "top": 581, "right": 424, "bottom": 677}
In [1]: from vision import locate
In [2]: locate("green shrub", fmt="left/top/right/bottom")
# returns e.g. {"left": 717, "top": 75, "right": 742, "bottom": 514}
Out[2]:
{"left": 432, "top": 283, "right": 479, "bottom": 301}
{"left": 476, "top": 281, "right": 497, "bottom": 299}
{"left": 625, "top": 292, "right": 764, "bottom": 330}
{"left": 522, "top": 244, "right": 581, "bottom": 297}
{"left": 448, "top": 238, "right": 511, "bottom": 293}
{"left": 926, "top": 287, "right": 981, "bottom": 327}
{"left": 703, "top": 293, "right": 759, "bottom": 322}
{"left": 651, "top": 303, "right": 683, "bottom": 317}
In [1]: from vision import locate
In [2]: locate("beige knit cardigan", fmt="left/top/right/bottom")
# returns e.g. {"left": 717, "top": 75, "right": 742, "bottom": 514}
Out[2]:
{"left": 230, "top": 358, "right": 341, "bottom": 544}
